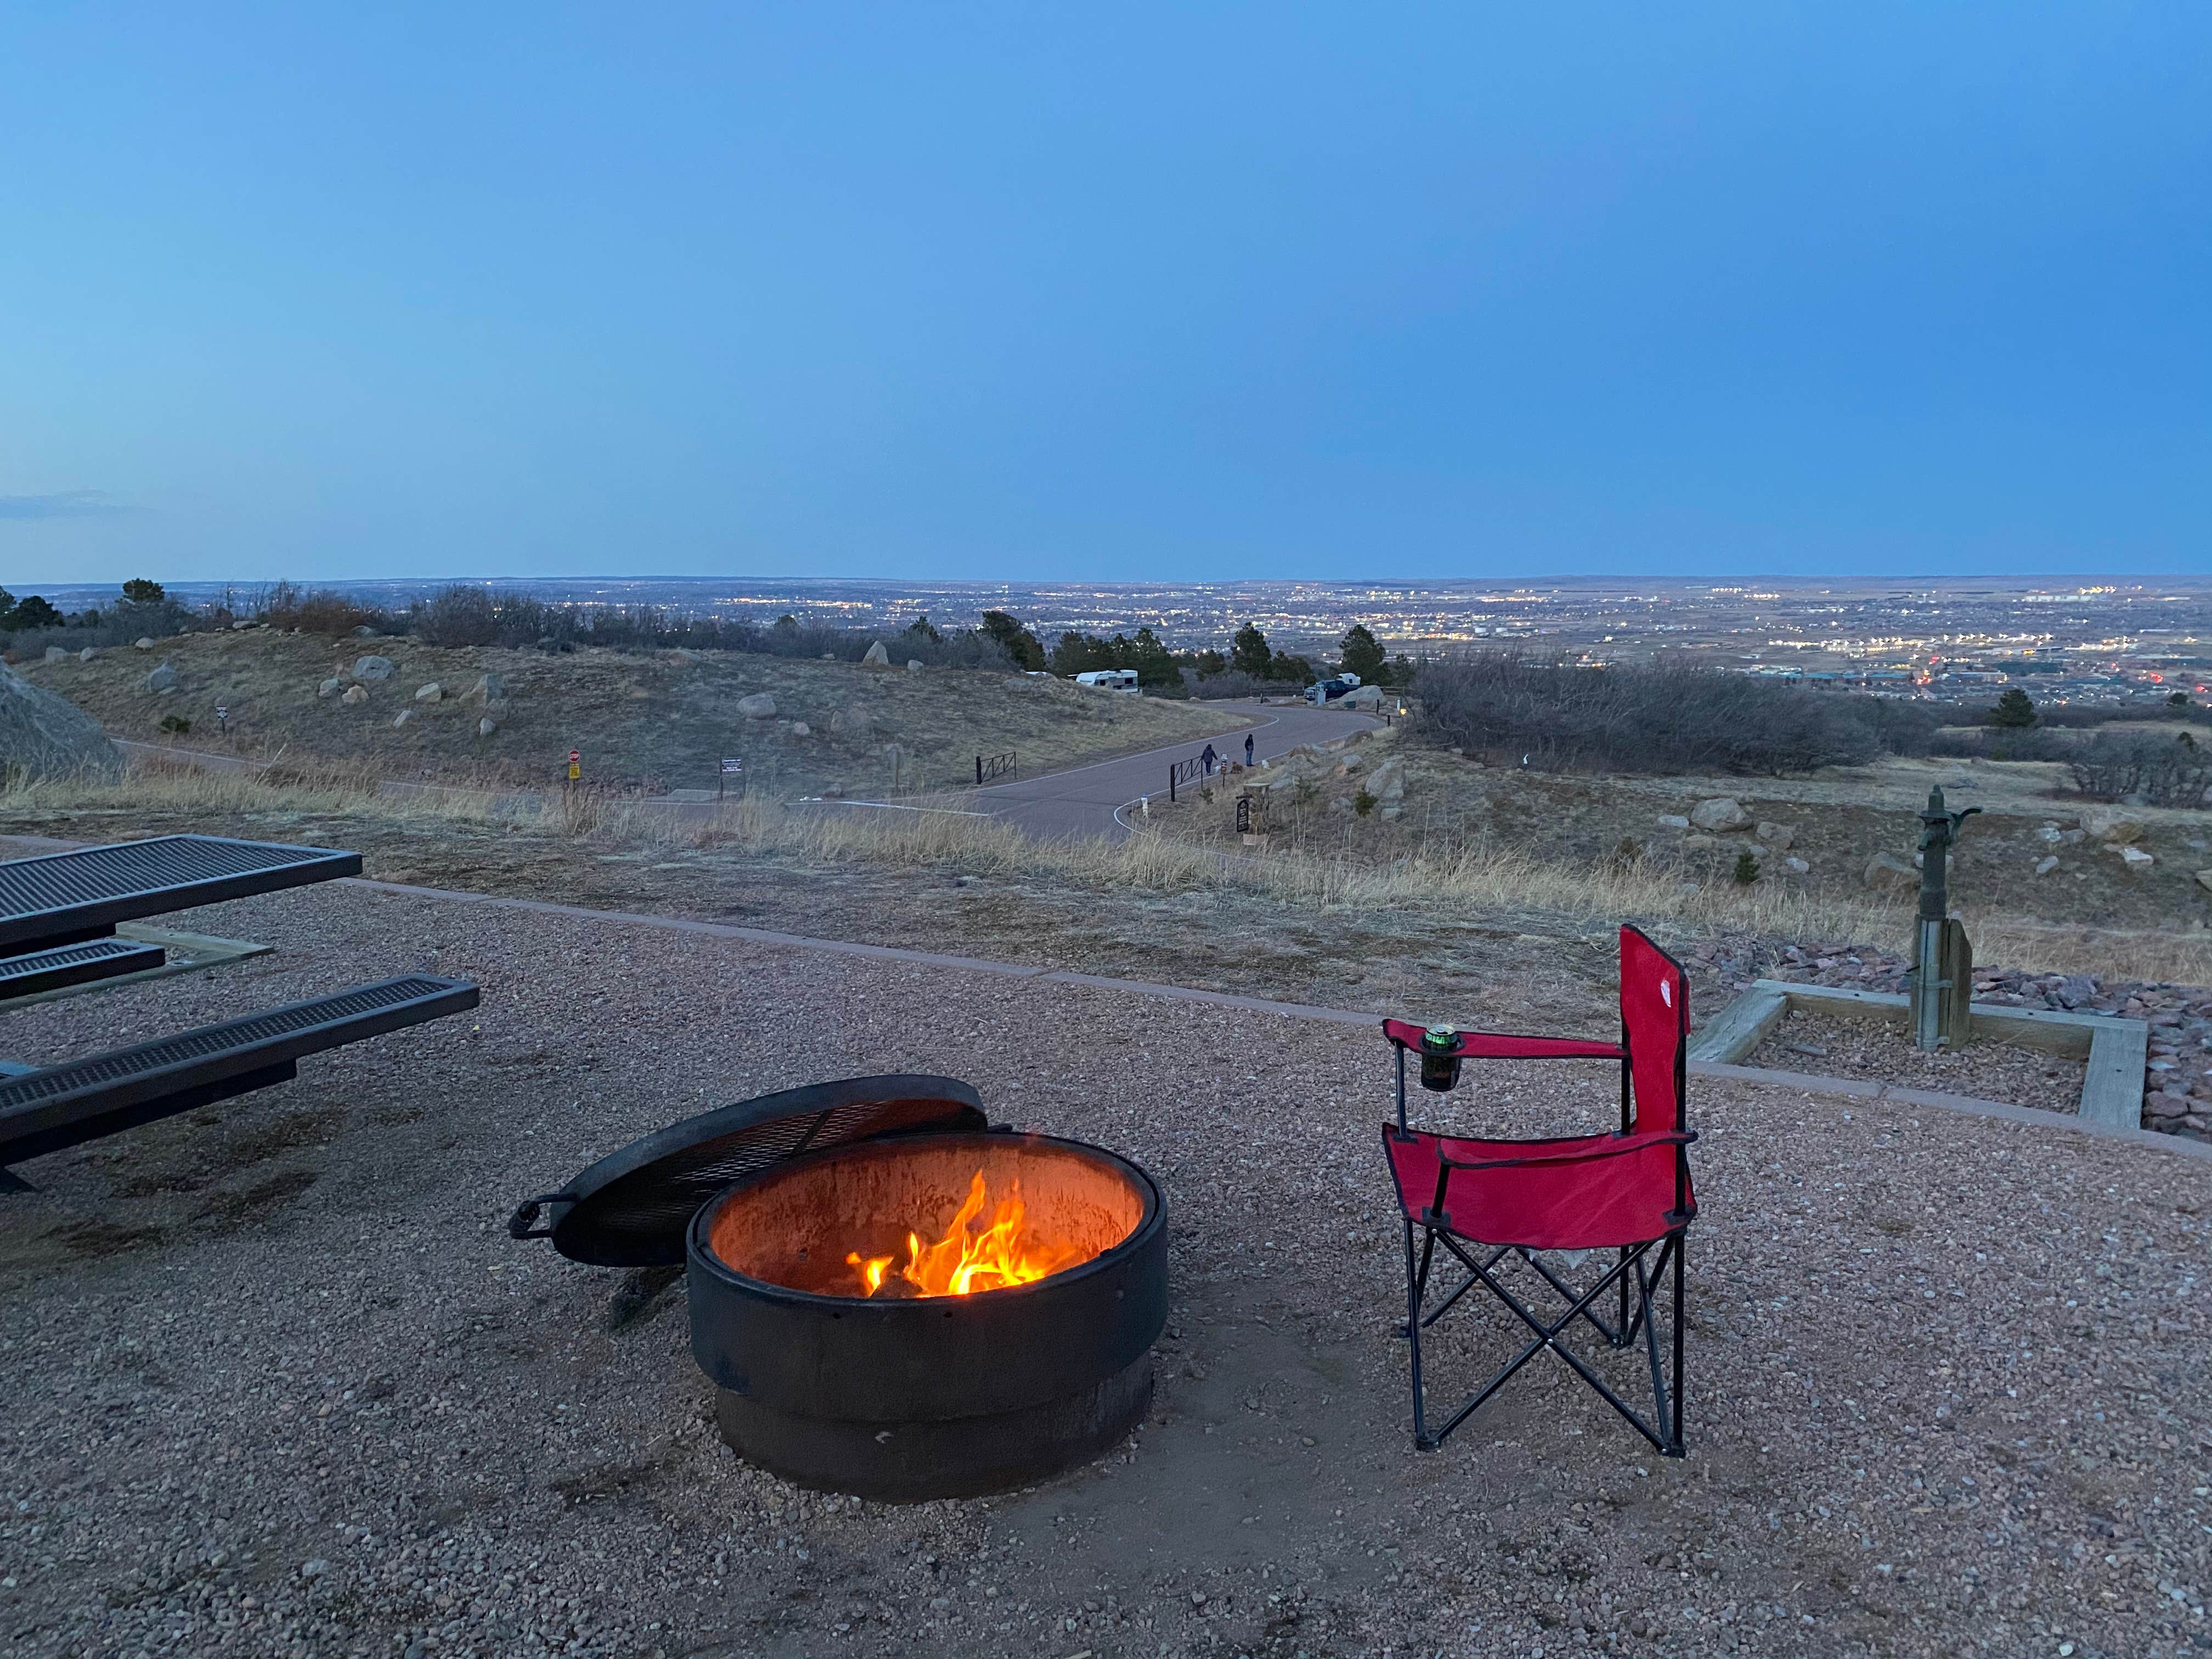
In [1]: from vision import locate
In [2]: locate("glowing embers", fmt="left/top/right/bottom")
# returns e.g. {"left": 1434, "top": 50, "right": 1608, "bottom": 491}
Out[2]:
{"left": 845, "top": 1170, "right": 1091, "bottom": 1298}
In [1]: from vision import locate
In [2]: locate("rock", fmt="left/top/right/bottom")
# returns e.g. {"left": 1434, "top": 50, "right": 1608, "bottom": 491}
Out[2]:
{"left": 2120, "top": 845, "right": 2155, "bottom": 867}
{"left": 738, "top": 692, "right": 778, "bottom": 719}
{"left": 907, "top": 659, "right": 924, "bottom": 675}
{"left": 1683, "top": 833, "right": 1719, "bottom": 850}
{"left": 2038, "top": 823, "right": 2064, "bottom": 843}
{"left": 2194, "top": 870, "right": 2212, "bottom": 893}
{"left": 1339, "top": 753, "right": 1367, "bottom": 775}
{"left": 392, "top": 709, "right": 412, "bottom": 727}
{"left": 318, "top": 678, "right": 345, "bottom": 698}
{"left": 1754, "top": 820, "right": 1794, "bottom": 850}
{"left": 1783, "top": 856, "right": 1810, "bottom": 874}
{"left": 0, "top": 659, "right": 126, "bottom": 781}
{"left": 353, "top": 656, "right": 396, "bottom": 681}
{"left": 353, "top": 625, "right": 380, "bottom": 638}
{"left": 1656, "top": 814, "right": 1690, "bottom": 830}
{"left": 2035, "top": 855, "right": 2060, "bottom": 875}
{"left": 465, "top": 672, "right": 505, "bottom": 705}
{"left": 42, "top": 646, "right": 68, "bottom": 663}
{"left": 142, "top": 662, "right": 178, "bottom": 693}
{"left": 790, "top": 721, "right": 811, "bottom": 737}
{"left": 413, "top": 682, "right": 443, "bottom": 703}
{"left": 232, "top": 618, "right": 257, "bottom": 630}
{"left": 76, "top": 647, "right": 95, "bottom": 663}
{"left": 830, "top": 706, "right": 876, "bottom": 735}
{"left": 477, "top": 716, "right": 498, "bottom": 738}
{"left": 1690, "top": 797, "right": 1751, "bottom": 832}
{"left": 2061, "top": 828, "right": 2086, "bottom": 844}
{"left": 861, "top": 641, "right": 891, "bottom": 668}
{"left": 2081, "top": 806, "right": 2146, "bottom": 844}
{"left": 341, "top": 684, "right": 369, "bottom": 705}
{"left": 1379, "top": 803, "right": 1404, "bottom": 820}
{"left": 1864, "top": 852, "right": 1918, "bottom": 895}
{"left": 133, "top": 636, "right": 155, "bottom": 650}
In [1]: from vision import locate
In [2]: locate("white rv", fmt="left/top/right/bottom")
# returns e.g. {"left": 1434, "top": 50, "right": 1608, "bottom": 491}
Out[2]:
{"left": 1073, "top": 669, "right": 1141, "bottom": 692}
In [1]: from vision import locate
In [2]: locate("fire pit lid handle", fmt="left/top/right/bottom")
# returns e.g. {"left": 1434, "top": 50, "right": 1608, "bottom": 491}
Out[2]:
{"left": 507, "top": 1194, "right": 573, "bottom": 1241}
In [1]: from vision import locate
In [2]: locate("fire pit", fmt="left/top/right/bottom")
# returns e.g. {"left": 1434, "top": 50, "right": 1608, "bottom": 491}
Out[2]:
{"left": 688, "top": 1129, "right": 1166, "bottom": 1500}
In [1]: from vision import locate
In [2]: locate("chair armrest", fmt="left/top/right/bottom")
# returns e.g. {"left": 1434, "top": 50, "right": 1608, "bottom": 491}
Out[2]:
{"left": 1383, "top": 1017, "right": 1623, "bottom": 1062}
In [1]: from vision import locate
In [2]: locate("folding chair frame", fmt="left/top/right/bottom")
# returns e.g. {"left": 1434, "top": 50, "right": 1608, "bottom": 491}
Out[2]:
{"left": 1385, "top": 926, "right": 1694, "bottom": 1458}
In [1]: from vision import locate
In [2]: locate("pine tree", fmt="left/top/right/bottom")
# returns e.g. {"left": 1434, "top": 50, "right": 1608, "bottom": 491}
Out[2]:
{"left": 1339, "top": 624, "right": 1386, "bottom": 682}
{"left": 1989, "top": 687, "right": 2037, "bottom": 728}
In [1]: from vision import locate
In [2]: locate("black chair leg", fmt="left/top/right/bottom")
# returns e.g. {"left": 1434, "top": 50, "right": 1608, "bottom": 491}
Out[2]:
{"left": 1403, "top": 1218, "right": 1434, "bottom": 1450}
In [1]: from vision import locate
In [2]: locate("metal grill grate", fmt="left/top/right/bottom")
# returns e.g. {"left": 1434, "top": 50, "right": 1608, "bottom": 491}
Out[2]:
{"left": 0, "top": 977, "right": 460, "bottom": 1111}
{"left": 0, "top": 835, "right": 361, "bottom": 950}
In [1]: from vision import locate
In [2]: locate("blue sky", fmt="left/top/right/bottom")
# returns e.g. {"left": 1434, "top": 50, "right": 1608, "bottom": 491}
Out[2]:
{"left": 2, "top": 4, "right": 2206, "bottom": 584}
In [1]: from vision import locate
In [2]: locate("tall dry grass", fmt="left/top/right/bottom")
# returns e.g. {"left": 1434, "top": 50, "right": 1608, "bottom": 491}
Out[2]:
{"left": 7, "top": 761, "right": 2209, "bottom": 987}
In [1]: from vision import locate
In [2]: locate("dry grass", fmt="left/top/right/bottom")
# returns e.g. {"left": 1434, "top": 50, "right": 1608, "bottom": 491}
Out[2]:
{"left": 14, "top": 758, "right": 2206, "bottom": 988}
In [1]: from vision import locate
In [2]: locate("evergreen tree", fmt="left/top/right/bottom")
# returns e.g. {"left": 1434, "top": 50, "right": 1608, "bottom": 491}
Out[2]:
{"left": 1229, "top": 623, "right": 1272, "bottom": 678}
{"left": 1339, "top": 624, "right": 1386, "bottom": 682}
{"left": 979, "top": 610, "right": 1046, "bottom": 670}
{"left": 1989, "top": 687, "right": 2037, "bottom": 728}
{"left": 120, "top": 578, "right": 166, "bottom": 606}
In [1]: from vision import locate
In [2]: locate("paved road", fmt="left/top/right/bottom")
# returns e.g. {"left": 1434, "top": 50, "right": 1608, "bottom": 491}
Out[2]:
{"left": 970, "top": 700, "right": 1381, "bottom": 839}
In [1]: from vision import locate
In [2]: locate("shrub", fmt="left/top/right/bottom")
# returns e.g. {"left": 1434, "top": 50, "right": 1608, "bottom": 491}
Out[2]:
{"left": 1353, "top": 788, "right": 1377, "bottom": 816}
{"left": 1413, "top": 653, "right": 1901, "bottom": 776}
{"left": 411, "top": 585, "right": 500, "bottom": 647}
{"left": 1732, "top": 850, "right": 1760, "bottom": 885}
{"left": 157, "top": 714, "right": 192, "bottom": 735}
{"left": 2067, "top": 731, "right": 2212, "bottom": 807}
{"left": 263, "top": 582, "right": 391, "bottom": 637}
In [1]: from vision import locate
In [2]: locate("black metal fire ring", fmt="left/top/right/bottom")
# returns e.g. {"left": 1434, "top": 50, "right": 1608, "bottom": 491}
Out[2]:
{"left": 686, "top": 1130, "right": 1169, "bottom": 1498}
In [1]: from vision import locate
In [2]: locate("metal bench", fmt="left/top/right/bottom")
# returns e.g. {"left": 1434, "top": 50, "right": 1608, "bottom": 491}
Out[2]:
{"left": 0, "top": 937, "right": 168, "bottom": 1002}
{"left": 0, "top": 975, "right": 479, "bottom": 1188}
{"left": 0, "top": 834, "right": 363, "bottom": 954}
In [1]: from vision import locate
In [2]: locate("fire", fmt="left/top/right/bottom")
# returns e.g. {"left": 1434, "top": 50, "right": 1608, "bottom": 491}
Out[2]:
{"left": 845, "top": 1171, "right": 1085, "bottom": 1299}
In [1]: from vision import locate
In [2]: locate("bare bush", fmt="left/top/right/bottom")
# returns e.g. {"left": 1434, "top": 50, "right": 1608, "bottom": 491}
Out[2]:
{"left": 263, "top": 583, "right": 392, "bottom": 637}
{"left": 410, "top": 585, "right": 501, "bottom": 647}
{"left": 2067, "top": 731, "right": 2212, "bottom": 806}
{"left": 1413, "top": 653, "right": 1921, "bottom": 776}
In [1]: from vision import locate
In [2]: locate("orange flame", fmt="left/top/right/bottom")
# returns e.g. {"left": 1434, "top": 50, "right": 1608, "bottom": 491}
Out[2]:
{"left": 845, "top": 1171, "right": 1084, "bottom": 1298}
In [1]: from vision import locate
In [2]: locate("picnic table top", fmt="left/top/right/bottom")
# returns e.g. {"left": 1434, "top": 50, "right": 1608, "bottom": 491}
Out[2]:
{"left": 0, "top": 834, "right": 362, "bottom": 954}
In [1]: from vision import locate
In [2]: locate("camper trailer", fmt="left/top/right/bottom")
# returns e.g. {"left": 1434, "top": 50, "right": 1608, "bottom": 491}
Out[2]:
{"left": 1073, "top": 669, "right": 1141, "bottom": 692}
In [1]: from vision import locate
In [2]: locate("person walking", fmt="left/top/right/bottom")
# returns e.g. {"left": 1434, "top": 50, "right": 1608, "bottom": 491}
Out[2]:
{"left": 1200, "top": 742, "right": 1218, "bottom": 776}
{"left": 1244, "top": 732, "right": 1255, "bottom": 768}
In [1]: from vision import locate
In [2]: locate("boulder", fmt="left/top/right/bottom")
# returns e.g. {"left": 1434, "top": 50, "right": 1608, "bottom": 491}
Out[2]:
{"left": 413, "top": 682, "right": 443, "bottom": 703}
{"left": 861, "top": 641, "right": 891, "bottom": 668}
{"left": 1339, "top": 753, "right": 1368, "bottom": 775}
{"left": 353, "top": 625, "right": 380, "bottom": 638}
{"left": 790, "top": 721, "right": 811, "bottom": 737}
{"left": 317, "top": 678, "right": 345, "bottom": 698}
{"left": 1689, "top": 797, "right": 1751, "bottom": 832}
{"left": 1782, "top": 856, "right": 1810, "bottom": 874}
{"left": 2035, "top": 855, "right": 2060, "bottom": 876}
{"left": 2037, "top": 823, "right": 2063, "bottom": 843}
{"left": 738, "top": 692, "right": 778, "bottom": 719}
{"left": 42, "top": 646, "right": 68, "bottom": 664}
{"left": 1683, "top": 833, "right": 1719, "bottom": 850}
{"left": 2081, "top": 806, "right": 2146, "bottom": 844}
{"left": 1655, "top": 814, "right": 1690, "bottom": 830}
{"left": 232, "top": 619, "right": 257, "bottom": 630}
{"left": 0, "top": 659, "right": 125, "bottom": 781}
{"left": 1864, "top": 852, "right": 1918, "bottom": 895}
{"left": 76, "top": 647, "right": 95, "bottom": 664}
{"left": 2119, "top": 845, "right": 2155, "bottom": 867}
{"left": 465, "top": 672, "right": 506, "bottom": 706}
{"left": 341, "top": 684, "right": 369, "bottom": 705}
{"left": 142, "top": 662, "right": 178, "bottom": 693}
{"left": 353, "top": 656, "right": 396, "bottom": 681}
{"left": 478, "top": 716, "right": 498, "bottom": 738}
{"left": 830, "top": 706, "right": 876, "bottom": 735}
{"left": 133, "top": 636, "right": 155, "bottom": 651}
{"left": 2196, "top": 870, "right": 2212, "bottom": 894}
{"left": 393, "top": 709, "right": 412, "bottom": 727}
{"left": 1754, "top": 820, "right": 1795, "bottom": 850}
{"left": 907, "top": 659, "right": 924, "bottom": 675}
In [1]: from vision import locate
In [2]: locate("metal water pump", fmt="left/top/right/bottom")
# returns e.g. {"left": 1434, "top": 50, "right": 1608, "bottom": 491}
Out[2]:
{"left": 1910, "top": 786, "right": 1979, "bottom": 1050}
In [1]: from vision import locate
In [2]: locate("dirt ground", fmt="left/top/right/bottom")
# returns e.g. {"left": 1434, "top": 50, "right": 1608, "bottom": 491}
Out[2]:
{"left": 3, "top": 881, "right": 2210, "bottom": 1659}
{"left": 17, "top": 631, "right": 1244, "bottom": 798}
{"left": 1744, "top": 1008, "right": 2087, "bottom": 1115}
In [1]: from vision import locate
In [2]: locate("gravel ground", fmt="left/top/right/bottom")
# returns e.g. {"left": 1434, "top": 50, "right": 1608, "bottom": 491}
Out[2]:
{"left": 1745, "top": 1009, "right": 2087, "bottom": 1114}
{"left": 3, "top": 881, "right": 2212, "bottom": 1658}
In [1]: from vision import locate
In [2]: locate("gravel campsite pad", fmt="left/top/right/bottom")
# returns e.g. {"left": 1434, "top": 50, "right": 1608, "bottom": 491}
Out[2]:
{"left": 1745, "top": 1008, "right": 2089, "bottom": 1115}
{"left": 3, "top": 882, "right": 2211, "bottom": 1658}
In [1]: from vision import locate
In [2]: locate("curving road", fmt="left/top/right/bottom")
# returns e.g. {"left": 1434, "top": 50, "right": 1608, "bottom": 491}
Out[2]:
{"left": 971, "top": 699, "right": 1381, "bottom": 839}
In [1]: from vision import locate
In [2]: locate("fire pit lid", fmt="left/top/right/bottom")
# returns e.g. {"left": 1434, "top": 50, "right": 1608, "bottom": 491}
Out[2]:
{"left": 508, "top": 1073, "right": 986, "bottom": 1266}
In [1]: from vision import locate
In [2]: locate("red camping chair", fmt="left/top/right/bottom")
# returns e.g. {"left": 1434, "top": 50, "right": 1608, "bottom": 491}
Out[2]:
{"left": 1381, "top": 924, "right": 1696, "bottom": 1457}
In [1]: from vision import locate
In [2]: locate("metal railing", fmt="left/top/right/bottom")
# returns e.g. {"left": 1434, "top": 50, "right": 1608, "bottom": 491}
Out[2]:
{"left": 975, "top": 750, "right": 1017, "bottom": 786}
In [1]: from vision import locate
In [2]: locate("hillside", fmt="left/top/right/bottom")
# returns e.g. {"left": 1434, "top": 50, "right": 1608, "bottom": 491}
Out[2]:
{"left": 17, "top": 629, "right": 1246, "bottom": 797}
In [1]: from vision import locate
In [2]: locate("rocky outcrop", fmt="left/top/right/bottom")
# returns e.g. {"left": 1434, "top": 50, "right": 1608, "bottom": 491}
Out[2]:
{"left": 353, "top": 656, "right": 396, "bottom": 681}
{"left": 0, "top": 660, "right": 125, "bottom": 781}
{"left": 861, "top": 641, "right": 891, "bottom": 668}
